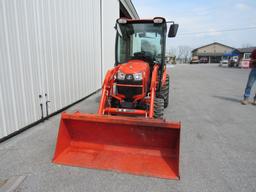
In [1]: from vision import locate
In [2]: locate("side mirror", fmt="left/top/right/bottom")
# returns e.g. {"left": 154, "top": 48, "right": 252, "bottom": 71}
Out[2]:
{"left": 168, "top": 24, "right": 179, "bottom": 38}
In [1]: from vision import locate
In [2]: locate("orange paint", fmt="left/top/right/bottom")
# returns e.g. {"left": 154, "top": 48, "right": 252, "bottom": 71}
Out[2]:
{"left": 53, "top": 113, "right": 180, "bottom": 179}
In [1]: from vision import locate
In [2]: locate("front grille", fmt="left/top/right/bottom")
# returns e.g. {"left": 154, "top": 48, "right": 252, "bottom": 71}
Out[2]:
{"left": 116, "top": 79, "right": 142, "bottom": 85}
{"left": 117, "top": 86, "right": 142, "bottom": 100}
{"left": 116, "top": 80, "right": 142, "bottom": 100}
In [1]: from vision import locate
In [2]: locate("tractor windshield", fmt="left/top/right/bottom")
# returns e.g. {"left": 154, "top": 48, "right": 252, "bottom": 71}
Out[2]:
{"left": 116, "top": 23, "right": 165, "bottom": 64}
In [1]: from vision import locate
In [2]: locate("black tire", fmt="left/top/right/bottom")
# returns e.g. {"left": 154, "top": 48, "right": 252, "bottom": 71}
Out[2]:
{"left": 157, "top": 74, "right": 169, "bottom": 108}
{"left": 153, "top": 98, "right": 164, "bottom": 118}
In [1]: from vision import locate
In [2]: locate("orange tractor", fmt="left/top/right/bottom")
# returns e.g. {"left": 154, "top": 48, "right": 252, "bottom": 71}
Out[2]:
{"left": 53, "top": 17, "right": 181, "bottom": 179}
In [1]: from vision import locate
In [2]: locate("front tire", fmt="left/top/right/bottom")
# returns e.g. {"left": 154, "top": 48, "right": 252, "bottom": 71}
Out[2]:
{"left": 153, "top": 98, "right": 164, "bottom": 118}
{"left": 158, "top": 74, "right": 169, "bottom": 108}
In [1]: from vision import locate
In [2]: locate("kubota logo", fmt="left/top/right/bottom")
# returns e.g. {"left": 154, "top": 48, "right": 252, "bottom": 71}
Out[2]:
{"left": 126, "top": 74, "right": 133, "bottom": 80}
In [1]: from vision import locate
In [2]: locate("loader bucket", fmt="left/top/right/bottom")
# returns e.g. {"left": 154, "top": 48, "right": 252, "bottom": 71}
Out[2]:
{"left": 53, "top": 112, "right": 181, "bottom": 179}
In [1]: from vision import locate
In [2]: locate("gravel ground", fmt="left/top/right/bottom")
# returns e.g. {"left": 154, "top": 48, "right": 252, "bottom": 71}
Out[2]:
{"left": 0, "top": 64, "right": 256, "bottom": 192}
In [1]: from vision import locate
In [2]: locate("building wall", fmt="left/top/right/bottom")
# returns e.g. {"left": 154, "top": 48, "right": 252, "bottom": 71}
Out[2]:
{"left": 195, "top": 43, "right": 234, "bottom": 56}
{"left": 0, "top": 0, "right": 123, "bottom": 139}
{"left": 101, "top": 0, "right": 119, "bottom": 80}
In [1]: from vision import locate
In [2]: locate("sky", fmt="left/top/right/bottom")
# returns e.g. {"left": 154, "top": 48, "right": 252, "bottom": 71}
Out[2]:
{"left": 132, "top": 0, "right": 256, "bottom": 51}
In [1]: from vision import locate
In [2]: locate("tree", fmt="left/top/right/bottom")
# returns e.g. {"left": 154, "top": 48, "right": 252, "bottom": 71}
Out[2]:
{"left": 177, "top": 46, "right": 192, "bottom": 63}
{"left": 241, "top": 43, "right": 252, "bottom": 48}
{"left": 167, "top": 48, "right": 177, "bottom": 57}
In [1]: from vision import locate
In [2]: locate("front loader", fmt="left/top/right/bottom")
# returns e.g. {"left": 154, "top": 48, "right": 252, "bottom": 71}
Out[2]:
{"left": 53, "top": 17, "right": 181, "bottom": 179}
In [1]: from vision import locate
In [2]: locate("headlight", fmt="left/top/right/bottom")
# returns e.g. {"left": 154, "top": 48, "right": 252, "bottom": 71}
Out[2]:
{"left": 133, "top": 73, "right": 143, "bottom": 81}
{"left": 117, "top": 70, "right": 125, "bottom": 80}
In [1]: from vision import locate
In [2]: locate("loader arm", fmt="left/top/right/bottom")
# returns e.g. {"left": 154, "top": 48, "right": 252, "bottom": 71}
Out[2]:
{"left": 149, "top": 64, "right": 159, "bottom": 118}
{"left": 98, "top": 66, "right": 120, "bottom": 115}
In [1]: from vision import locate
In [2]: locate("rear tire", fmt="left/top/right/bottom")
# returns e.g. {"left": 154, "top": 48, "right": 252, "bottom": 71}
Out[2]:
{"left": 153, "top": 98, "right": 164, "bottom": 118}
{"left": 158, "top": 74, "right": 169, "bottom": 108}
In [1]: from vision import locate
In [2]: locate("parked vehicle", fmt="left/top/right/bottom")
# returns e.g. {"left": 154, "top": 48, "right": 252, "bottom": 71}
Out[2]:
{"left": 228, "top": 56, "right": 239, "bottom": 67}
{"left": 199, "top": 57, "right": 208, "bottom": 63}
{"left": 239, "top": 53, "right": 251, "bottom": 68}
{"left": 190, "top": 56, "right": 199, "bottom": 64}
{"left": 219, "top": 56, "right": 229, "bottom": 67}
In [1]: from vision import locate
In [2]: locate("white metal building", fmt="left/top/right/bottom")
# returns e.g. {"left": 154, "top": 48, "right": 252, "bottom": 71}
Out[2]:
{"left": 0, "top": 0, "right": 138, "bottom": 140}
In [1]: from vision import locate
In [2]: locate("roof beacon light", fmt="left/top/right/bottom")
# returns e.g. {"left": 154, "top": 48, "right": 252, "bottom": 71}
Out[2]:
{"left": 118, "top": 18, "right": 127, "bottom": 24}
{"left": 153, "top": 18, "right": 164, "bottom": 24}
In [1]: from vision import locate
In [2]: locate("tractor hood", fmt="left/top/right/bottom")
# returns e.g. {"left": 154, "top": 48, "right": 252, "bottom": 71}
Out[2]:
{"left": 119, "top": 60, "right": 150, "bottom": 74}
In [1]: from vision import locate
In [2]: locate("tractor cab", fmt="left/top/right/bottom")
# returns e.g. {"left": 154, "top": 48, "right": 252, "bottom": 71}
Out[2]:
{"left": 115, "top": 17, "right": 178, "bottom": 67}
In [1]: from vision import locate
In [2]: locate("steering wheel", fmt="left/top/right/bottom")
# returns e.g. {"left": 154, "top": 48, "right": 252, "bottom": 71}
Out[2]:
{"left": 132, "top": 51, "right": 154, "bottom": 65}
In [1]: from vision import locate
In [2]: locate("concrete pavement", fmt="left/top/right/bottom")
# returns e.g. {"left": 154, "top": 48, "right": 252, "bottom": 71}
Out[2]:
{"left": 0, "top": 64, "right": 256, "bottom": 192}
